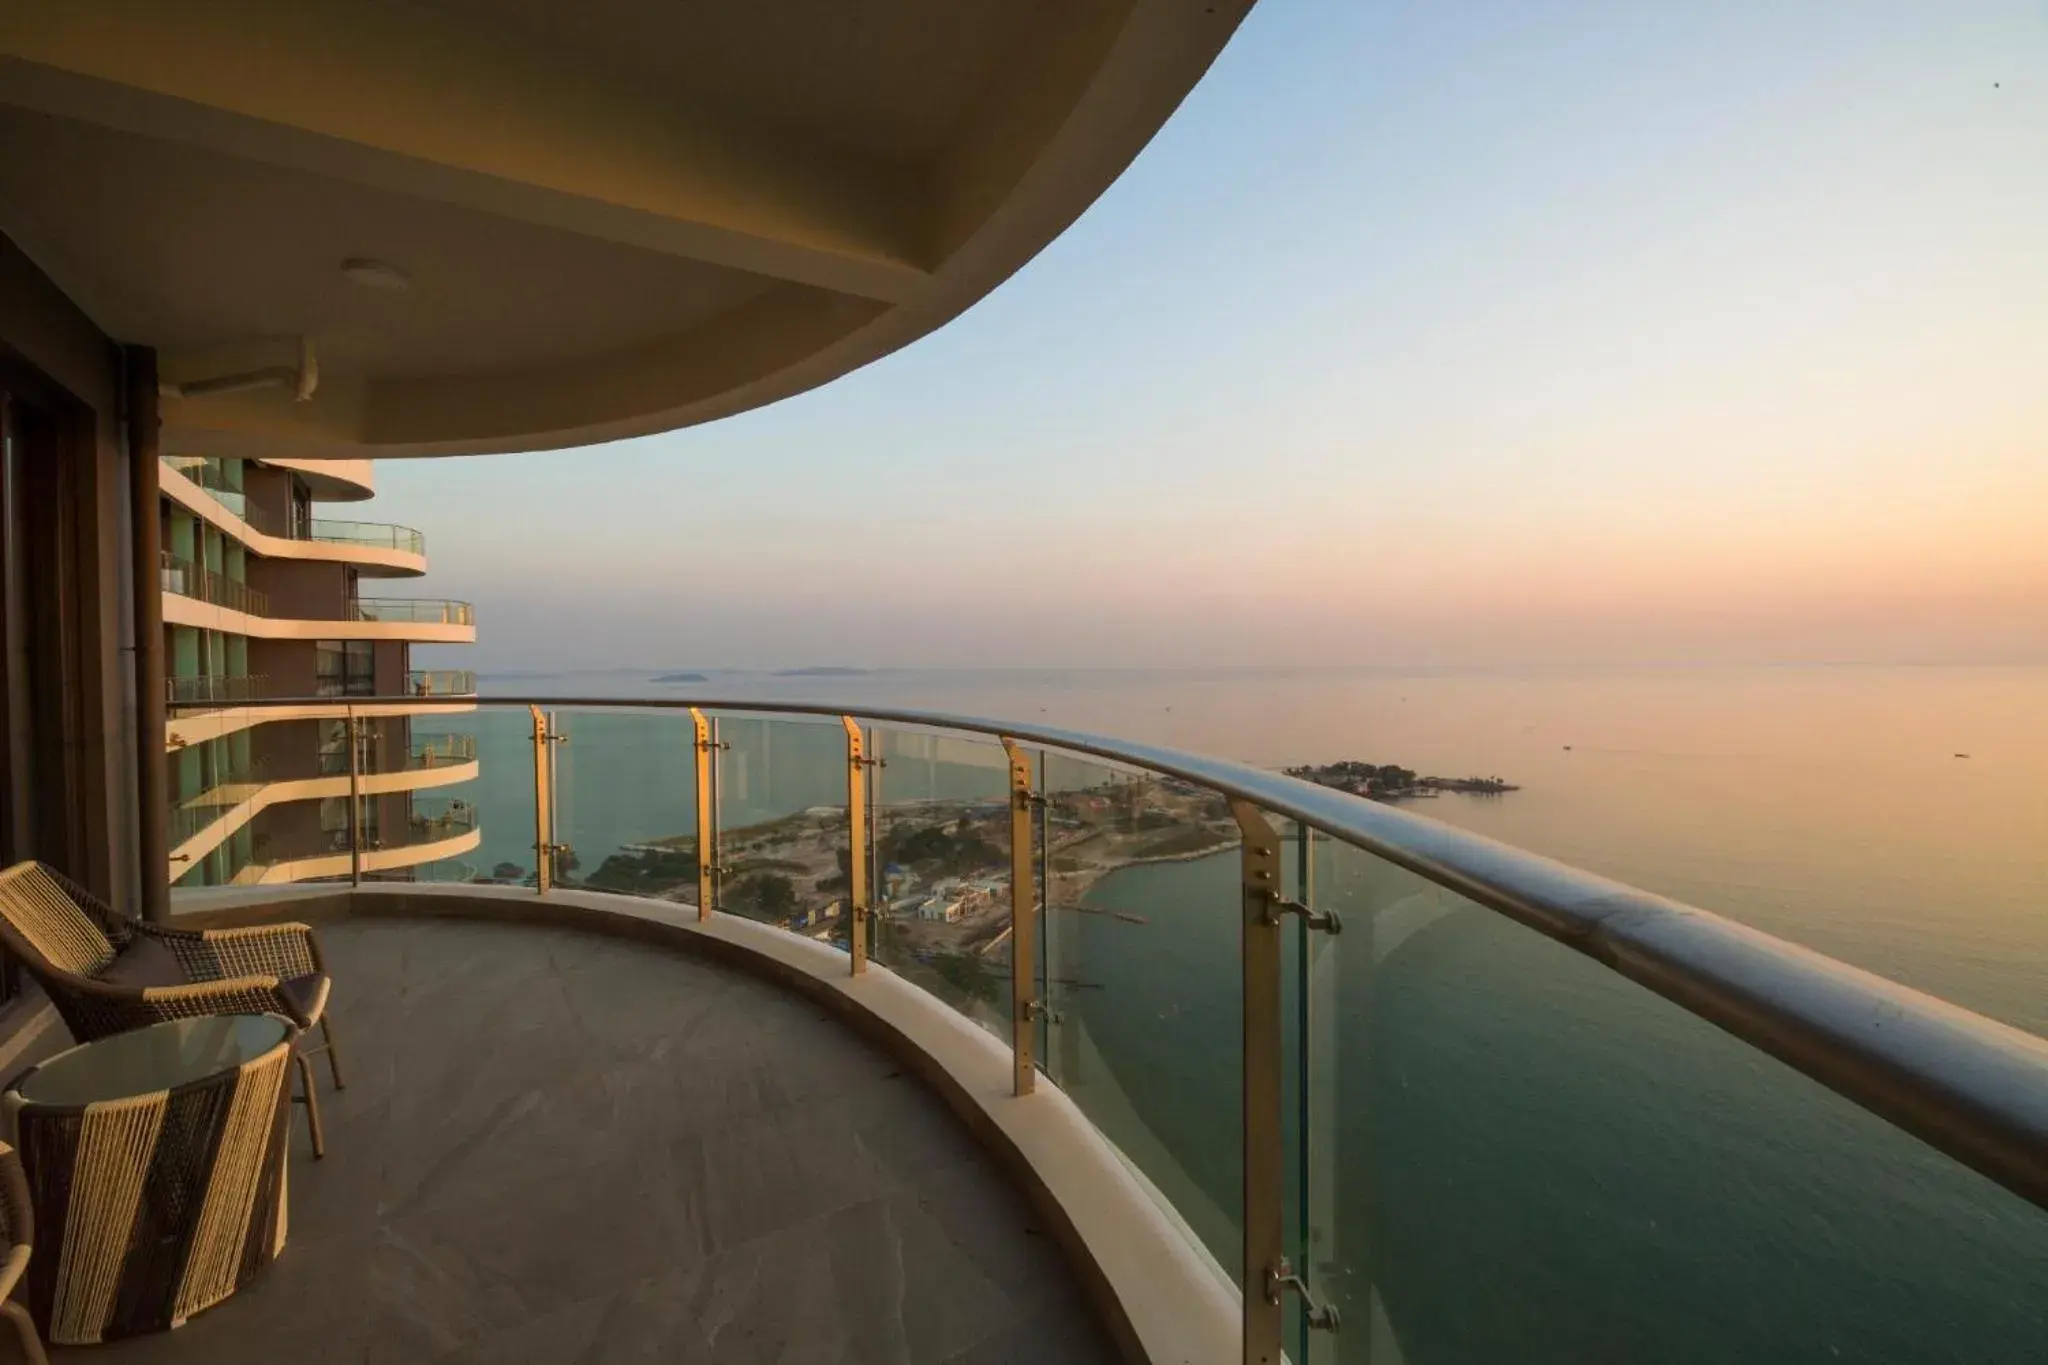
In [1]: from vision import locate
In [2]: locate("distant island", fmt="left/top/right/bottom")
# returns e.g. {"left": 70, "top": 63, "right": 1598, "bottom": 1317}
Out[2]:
{"left": 650, "top": 672, "right": 708, "bottom": 684}
{"left": 772, "top": 666, "right": 871, "bottom": 677}
{"left": 1286, "top": 761, "right": 1519, "bottom": 800}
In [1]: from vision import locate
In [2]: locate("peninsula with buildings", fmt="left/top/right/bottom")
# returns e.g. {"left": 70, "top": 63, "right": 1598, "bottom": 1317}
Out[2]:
{"left": 528, "top": 773, "right": 1238, "bottom": 1018}
{"left": 1285, "top": 761, "right": 1519, "bottom": 800}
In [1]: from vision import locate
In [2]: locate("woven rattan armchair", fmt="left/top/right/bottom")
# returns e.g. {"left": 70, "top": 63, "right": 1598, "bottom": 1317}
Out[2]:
{"left": 0, "top": 1143, "right": 44, "bottom": 1365}
{"left": 0, "top": 862, "right": 343, "bottom": 1158}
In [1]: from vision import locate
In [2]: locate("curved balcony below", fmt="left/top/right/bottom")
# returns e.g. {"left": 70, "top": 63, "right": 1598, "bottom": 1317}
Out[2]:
{"left": 168, "top": 696, "right": 480, "bottom": 752}
{"left": 77, "top": 901, "right": 1119, "bottom": 1365}
{"left": 160, "top": 585, "right": 476, "bottom": 644}
{"left": 167, "top": 760, "right": 481, "bottom": 880}
{"left": 159, "top": 461, "right": 426, "bottom": 577}
{"left": 227, "top": 802, "right": 479, "bottom": 888}
{"left": 407, "top": 669, "right": 478, "bottom": 698}
{"left": 148, "top": 696, "right": 2048, "bottom": 1364}
{"left": 256, "top": 456, "right": 377, "bottom": 502}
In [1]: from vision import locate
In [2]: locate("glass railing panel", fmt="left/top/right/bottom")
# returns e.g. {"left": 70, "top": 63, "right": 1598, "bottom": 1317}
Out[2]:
{"left": 1038, "top": 748, "right": 1246, "bottom": 1283}
{"left": 544, "top": 707, "right": 700, "bottom": 903}
{"left": 351, "top": 598, "right": 473, "bottom": 625}
{"left": 160, "top": 551, "right": 268, "bottom": 615}
{"left": 711, "top": 713, "right": 851, "bottom": 942}
{"left": 166, "top": 673, "right": 269, "bottom": 706}
{"left": 1298, "top": 833, "right": 2048, "bottom": 1364}
{"left": 403, "top": 703, "right": 533, "bottom": 887}
{"left": 866, "top": 725, "right": 1015, "bottom": 1037}
{"left": 305, "top": 518, "right": 425, "bottom": 554}
{"left": 405, "top": 669, "right": 477, "bottom": 697}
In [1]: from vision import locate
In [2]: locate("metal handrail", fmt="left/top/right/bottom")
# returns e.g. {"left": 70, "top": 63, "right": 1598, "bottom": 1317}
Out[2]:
{"left": 306, "top": 518, "right": 425, "bottom": 554}
{"left": 351, "top": 597, "right": 474, "bottom": 625}
{"left": 178, "top": 693, "right": 2048, "bottom": 1214}
{"left": 159, "top": 550, "right": 271, "bottom": 617}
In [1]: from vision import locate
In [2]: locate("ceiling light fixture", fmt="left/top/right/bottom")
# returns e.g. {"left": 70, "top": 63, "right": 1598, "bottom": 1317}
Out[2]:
{"left": 340, "top": 257, "right": 410, "bottom": 292}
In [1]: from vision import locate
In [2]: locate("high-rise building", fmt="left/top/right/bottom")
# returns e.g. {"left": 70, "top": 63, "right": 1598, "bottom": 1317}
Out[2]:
{"left": 158, "top": 455, "right": 479, "bottom": 886}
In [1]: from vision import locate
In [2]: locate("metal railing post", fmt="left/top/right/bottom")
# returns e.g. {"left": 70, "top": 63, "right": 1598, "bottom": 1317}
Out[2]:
{"left": 530, "top": 704, "right": 552, "bottom": 895}
{"left": 1232, "top": 799, "right": 1284, "bottom": 1365}
{"left": 866, "top": 725, "right": 881, "bottom": 913}
{"left": 1003, "top": 738, "right": 1037, "bottom": 1096}
{"left": 346, "top": 705, "right": 363, "bottom": 886}
{"left": 842, "top": 717, "right": 869, "bottom": 974}
{"left": 691, "top": 707, "right": 714, "bottom": 922}
{"left": 709, "top": 717, "right": 725, "bottom": 913}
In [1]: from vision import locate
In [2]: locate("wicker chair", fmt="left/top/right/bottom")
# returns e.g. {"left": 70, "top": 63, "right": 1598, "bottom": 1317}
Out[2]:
{"left": 0, "top": 862, "right": 343, "bottom": 1158}
{"left": 0, "top": 1143, "right": 44, "bottom": 1365}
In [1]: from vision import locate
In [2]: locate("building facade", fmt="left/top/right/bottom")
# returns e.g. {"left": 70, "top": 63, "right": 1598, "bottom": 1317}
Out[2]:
{"left": 159, "top": 454, "right": 479, "bottom": 886}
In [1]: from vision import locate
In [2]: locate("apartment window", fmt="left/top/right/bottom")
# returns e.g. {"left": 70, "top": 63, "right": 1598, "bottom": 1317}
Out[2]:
{"left": 314, "top": 640, "right": 375, "bottom": 697}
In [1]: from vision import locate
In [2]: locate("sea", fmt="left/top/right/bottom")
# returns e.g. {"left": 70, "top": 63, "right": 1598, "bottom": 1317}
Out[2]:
{"left": 418, "top": 663, "right": 2047, "bottom": 1363}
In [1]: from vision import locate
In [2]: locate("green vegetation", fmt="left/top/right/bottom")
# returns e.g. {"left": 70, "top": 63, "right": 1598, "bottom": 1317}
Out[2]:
{"left": 586, "top": 847, "right": 698, "bottom": 894}
{"left": 884, "top": 820, "right": 1001, "bottom": 877}
{"left": 726, "top": 871, "right": 797, "bottom": 920}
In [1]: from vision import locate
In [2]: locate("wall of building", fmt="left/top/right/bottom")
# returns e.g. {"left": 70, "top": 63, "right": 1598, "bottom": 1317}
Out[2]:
{"left": 0, "top": 229, "right": 141, "bottom": 910}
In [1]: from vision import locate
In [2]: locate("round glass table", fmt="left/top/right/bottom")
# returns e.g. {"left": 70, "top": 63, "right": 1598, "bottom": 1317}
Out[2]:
{"left": 6, "top": 1014, "right": 297, "bottom": 1343}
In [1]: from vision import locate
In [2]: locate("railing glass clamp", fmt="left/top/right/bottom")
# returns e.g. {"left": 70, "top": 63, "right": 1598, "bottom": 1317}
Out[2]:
{"left": 1263, "top": 896, "right": 1341, "bottom": 934}
{"left": 1266, "top": 1257, "right": 1340, "bottom": 1333}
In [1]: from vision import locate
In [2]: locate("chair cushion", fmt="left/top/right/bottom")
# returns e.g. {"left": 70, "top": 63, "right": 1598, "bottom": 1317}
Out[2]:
{"left": 96, "top": 935, "right": 184, "bottom": 989}
{"left": 278, "top": 973, "right": 330, "bottom": 1028}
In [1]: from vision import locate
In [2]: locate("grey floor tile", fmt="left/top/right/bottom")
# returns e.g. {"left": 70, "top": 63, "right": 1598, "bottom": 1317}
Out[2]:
{"left": 48, "top": 918, "right": 1119, "bottom": 1365}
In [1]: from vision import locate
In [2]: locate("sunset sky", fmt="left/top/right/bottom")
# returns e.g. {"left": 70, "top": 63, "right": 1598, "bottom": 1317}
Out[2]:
{"left": 379, "top": 0, "right": 2048, "bottom": 672}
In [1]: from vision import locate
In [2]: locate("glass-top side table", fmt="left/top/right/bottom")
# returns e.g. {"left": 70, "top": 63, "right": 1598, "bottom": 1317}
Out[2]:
{"left": 5, "top": 1014, "right": 296, "bottom": 1343}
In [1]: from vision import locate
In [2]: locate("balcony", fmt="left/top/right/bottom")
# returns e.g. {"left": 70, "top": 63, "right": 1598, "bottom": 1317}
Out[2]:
{"left": 158, "top": 576, "right": 476, "bottom": 643}
{"left": 168, "top": 716, "right": 481, "bottom": 883}
{"left": 158, "top": 459, "right": 427, "bottom": 576}
{"left": 168, "top": 685, "right": 482, "bottom": 753}
{"left": 67, "top": 906, "right": 1114, "bottom": 1365}
{"left": 305, "top": 518, "right": 424, "bottom": 556}
{"left": 352, "top": 598, "right": 474, "bottom": 627}
{"left": 160, "top": 550, "right": 268, "bottom": 616}
{"left": 407, "top": 669, "right": 478, "bottom": 697}
{"left": 148, "top": 695, "right": 2048, "bottom": 1363}
{"left": 165, "top": 673, "right": 270, "bottom": 706}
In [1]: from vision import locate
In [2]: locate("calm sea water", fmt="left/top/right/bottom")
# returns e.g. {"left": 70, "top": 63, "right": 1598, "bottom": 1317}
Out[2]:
{"left": 428, "top": 664, "right": 2047, "bottom": 1362}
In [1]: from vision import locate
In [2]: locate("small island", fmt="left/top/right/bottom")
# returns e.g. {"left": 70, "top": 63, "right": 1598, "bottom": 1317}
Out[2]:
{"left": 1286, "top": 761, "right": 1519, "bottom": 801}
{"left": 650, "top": 671, "right": 708, "bottom": 684}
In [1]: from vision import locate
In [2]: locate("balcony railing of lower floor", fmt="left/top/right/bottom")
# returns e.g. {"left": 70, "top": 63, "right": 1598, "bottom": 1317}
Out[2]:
{"left": 160, "top": 550, "right": 268, "bottom": 616}
{"left": 167, "top": 712, "right": 481, "bottom": 881}
{"left": 154, "top": 695, "right": 2048, "bottom": 1364}
{"left": 351, "top": 597, "right": 474, "bottom": 626}
{"left": 166, "top": 673, "right": 271, "bottom": 706}
{"left": 406, "top": 668, "right": 477, "bottom": 696}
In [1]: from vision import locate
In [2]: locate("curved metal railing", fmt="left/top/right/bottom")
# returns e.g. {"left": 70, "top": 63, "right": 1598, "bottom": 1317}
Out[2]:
{"left": 163, "top": 693, "right": 2048, "bottom": 1357}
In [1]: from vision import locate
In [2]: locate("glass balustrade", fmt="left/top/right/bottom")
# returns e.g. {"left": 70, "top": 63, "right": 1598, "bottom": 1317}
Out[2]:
{"left": 305, "top": 518, "right": 425, "bottom": 554}
{"left": 406, "top": 669, "right": 478, "bottom": 696}
{"left": 165, "top": 673, "right": 269, "bottom": 705}
{"left": 351, "top": 597, "right": 474, "bottom": 625}
{"left": 159, "top": 550, "right": 269, "bottom": 616}
{"left": 157, "top": 697, "right": 2048, "bottom": 1362}
{"left": 867, "top": 725, "right": 1016, "bottom": 1038}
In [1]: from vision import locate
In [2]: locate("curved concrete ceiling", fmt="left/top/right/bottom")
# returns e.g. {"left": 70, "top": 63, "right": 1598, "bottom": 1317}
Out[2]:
{"left": 0, "top": 0, "right": 1254, "bottom": 459}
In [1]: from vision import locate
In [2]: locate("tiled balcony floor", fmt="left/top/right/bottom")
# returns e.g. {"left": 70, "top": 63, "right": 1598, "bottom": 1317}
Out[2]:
{"left": 59, "top": 917, "right": 1118, "bottom": 1364}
